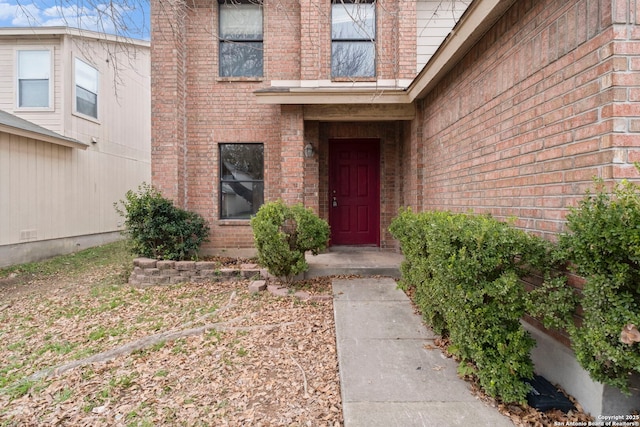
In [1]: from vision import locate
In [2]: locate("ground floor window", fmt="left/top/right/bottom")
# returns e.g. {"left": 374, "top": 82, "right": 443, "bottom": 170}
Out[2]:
{"left": 220, "top": 143, "right": 264, "bottom": 219}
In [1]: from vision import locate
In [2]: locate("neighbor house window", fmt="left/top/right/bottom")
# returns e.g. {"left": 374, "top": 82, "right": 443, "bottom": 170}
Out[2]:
{"left": 219, "top": 1, "right": 264, "bottom": 77}
{"left": 74, "top": 58, "right": 99, "bottom": 119}
{"left": 220, "top": 143, "right": 264, "bottom": 219}
{"left": 17, "top": 50, "right": 51, "bottom": 108}
{"left": 331, "top": 0, "right": 376, "bottom": 78}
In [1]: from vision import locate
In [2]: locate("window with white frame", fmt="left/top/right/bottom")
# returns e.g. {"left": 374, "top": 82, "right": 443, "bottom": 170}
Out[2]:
{"left": 331, "top": 0, "right": 376, "bottom": 78}
{"left": 75, "top": 58, "right": 99, "bottom": 119}
{"left": 17, "top": 50, "right": 51, "bottom": 108}
{"left": 219, "top": 0, "right": 264, "bottom": 77}
{"left": 220, "top": 143, "right": 264, "bottom": 219}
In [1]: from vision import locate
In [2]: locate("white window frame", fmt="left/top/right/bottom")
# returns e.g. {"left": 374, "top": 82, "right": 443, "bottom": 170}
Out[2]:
{"left": 331, "top": 0, "right": 377, "bottom": 78}
{"left": 219, "top": 143, "right": 265, "bottom": 220}
{"left": 15, "top": 48, "right": 54, "bottom": 110}
{"left": 73, "top": 57, "right": 99, "bottom": 121}
{"left": 218, "top": 0, "right": 264, "bottom": 78}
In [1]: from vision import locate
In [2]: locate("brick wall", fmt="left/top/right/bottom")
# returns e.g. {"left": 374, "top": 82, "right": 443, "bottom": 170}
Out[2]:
{"left": 152, "top": 0, "right": 418, "bottom": 253}
{"left": 297, "top": 0, "right": 415, "bottom": 81}
{"left": 410, "top": 0, "right": 640, "bottom": 240}
{"left": 151, "top": 0, "right": 187, "bottom": 205}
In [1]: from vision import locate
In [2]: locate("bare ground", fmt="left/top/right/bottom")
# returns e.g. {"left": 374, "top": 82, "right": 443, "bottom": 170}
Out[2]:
{"left": 0, "top": 264, "right": 342, "bottom": 426}
{"left": 0, "top": 251, "right": 596, "bottom": 427}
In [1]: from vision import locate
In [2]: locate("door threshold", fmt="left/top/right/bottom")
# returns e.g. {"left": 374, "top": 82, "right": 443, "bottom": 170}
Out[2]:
{"left": 329, "top": 245, "right": 380, "bottom": 252}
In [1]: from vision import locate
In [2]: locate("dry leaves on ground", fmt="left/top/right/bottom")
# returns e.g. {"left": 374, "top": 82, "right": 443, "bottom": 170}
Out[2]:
{"left": 0, "top": 269, "right": 342, "bottom": 426}
{"left": 0, "top": 246, "right": 603, "bottom": 427}
{"left": 433, "top": 337, "right": 594, "bottom": 427}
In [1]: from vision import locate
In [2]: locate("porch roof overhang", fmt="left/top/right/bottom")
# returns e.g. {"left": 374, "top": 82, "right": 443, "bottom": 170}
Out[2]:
{"left": 254, "top": 0, "right": 516, "bottom": 115}
{"left": 254, "top": 86, "right": 410, "bottom": 105}
{"left": 406, "top": 0, "right": 517, "bottom": 101}
{"left": 0, "top": 110, "right": 88, "bottom": 149}
{"left": 254, "top": 86, "right": 414, "bottom": 121}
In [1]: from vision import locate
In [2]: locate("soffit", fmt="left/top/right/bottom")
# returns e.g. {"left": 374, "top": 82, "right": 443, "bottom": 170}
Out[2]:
{"left": 303, "top": 103, "right": 415, "bottom": 121}
{"left": 254, "top": 86, "right": 410, "bottom": 105}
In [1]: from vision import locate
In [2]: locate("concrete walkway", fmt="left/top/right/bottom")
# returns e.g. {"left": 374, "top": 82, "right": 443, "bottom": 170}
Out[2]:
{"left": 305, "top": 247, "right": 404, "bottom": 279}
{"left": 333, "top": 277, "right": 514, "bottom": 427}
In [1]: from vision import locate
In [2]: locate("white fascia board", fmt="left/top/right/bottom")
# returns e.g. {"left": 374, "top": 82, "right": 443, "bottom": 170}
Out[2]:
{"left": 270, "top": 79, "right": 412, "bottom": 89}
{"left": 257, "top": 0, "right": 516, "bottom": 106}
{"left": 407, "top": 0, "right": 517, "bottom": 101}
{"left": 255, "top": 87, "right": 410, "bottom": 105}
{"left": 0, "top": 124, "right": 88, "bottom": 149}
{"left": 0, "top": 26, "right": 149, "bottom": 47}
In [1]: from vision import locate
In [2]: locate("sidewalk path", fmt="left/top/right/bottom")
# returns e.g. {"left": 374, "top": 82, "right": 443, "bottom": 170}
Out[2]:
{"left": 333, "top": 277, "right": 514, "bottom": 427}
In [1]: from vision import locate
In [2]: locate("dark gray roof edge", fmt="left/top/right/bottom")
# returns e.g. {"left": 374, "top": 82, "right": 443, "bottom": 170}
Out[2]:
{"left": 0, "top": 110, "right": 88, "bottom": 148}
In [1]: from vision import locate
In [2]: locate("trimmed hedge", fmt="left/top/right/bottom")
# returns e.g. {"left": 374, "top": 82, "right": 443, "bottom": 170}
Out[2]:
{"left": 114, "top": 183, "right": 209, "bottom": 261}
{"left": 390, "top": 209, "right": 568, "bottom": 403}
{"left": 251, "top": 200, "right": 329, "bottom": 284}
{"left": 560, "top": 177, "right": 640, "bottom": 393}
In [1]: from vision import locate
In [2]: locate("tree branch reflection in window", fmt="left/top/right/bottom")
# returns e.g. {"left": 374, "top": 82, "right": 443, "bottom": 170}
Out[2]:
{"left": 220, "top": 143, "right": 264, "bottom": 219}
{"left": 219, "top": 1, "right": 264, "bottom": 77}
{"left": 331, "top": 1, "right": 376, "bottom": 78}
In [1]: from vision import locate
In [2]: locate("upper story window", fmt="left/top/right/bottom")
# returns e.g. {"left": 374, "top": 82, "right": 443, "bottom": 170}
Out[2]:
{"left": 219, "top": 1, "right": 264, "bottom": 78}
{"left": 220, "top": 143, "right": 264, "bottom": 219}
{"left": 17, "top": 50, "right": 51, "bottom": 108}
{"left": 331, "top": 0, "right": 376, "bottom": 78}
{"left": 74, "top": 58, "right": 99, "bottom": 119}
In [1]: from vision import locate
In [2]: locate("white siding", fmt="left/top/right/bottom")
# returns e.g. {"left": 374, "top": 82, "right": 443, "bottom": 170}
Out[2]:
{"left": 0, "top": 29, "right": 150, "bottom": 262}
{"left": 0, "top": 132, "right": 149, "bottom": 245}
{"left": 417, "top": 0, "right": 471, "bottom": 72}
{"left": 0, "top": 38, "right": 64, "bottom": 133}
{"left": 64, "top": 37, "right": 151, "bottom": 163}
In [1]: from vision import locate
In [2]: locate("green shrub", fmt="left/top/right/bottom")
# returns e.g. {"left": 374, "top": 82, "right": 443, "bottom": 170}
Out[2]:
{"left": 390, "top": 208, "right": 571, "bottom": 403}
{"left": 114, "top": 183, "right": 209, "bottom": 261}
{"left": 560, "top": 175, "right": 640, "bottom": 392}
{"left": 251, "top": 200, "right": 329, "bottom": 284}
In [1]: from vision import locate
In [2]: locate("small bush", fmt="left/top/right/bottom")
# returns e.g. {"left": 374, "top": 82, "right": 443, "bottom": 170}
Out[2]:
{"left": 251, "top": 201, "right": 329, "bottom": 284}
{"left": 390, "top": 208, "right": 571, "bottom": 403}
{"left": 114, "top": 183, "right": 209, "bottom": 261}
{"left": 560, "top": 175, "right": 640, "bottom": 392}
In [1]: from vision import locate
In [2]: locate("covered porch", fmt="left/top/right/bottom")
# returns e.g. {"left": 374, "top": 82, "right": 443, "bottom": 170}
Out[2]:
{"left": 305, "top": 246, "right": 404, "bottom": 279}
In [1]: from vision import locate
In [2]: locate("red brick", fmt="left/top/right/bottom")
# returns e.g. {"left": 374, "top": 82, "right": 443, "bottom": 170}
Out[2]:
{"left": 151, "top": 0, "right": 639, "bottom": 254}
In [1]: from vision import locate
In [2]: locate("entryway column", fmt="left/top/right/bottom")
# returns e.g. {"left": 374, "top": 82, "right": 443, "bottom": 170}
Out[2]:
{"left": 280, "top": 105, "right": 305, "bottom": 205}
{"left": 304, "top": 121, "right": 320, "bottom": 214}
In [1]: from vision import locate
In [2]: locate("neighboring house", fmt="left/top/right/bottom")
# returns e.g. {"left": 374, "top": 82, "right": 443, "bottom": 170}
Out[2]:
{"left": 151, "top": 0, "right": 639, "bottom": 416}
{"left": 0, "top": 27, "right": 150, "bottom": 267}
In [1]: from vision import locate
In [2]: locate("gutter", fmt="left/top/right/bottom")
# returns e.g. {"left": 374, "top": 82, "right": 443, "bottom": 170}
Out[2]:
{"left": 0, "top": 26, "right": 150, "bottom": 48}
{"left": 0, "top": 111, "right": 88, "bottom": 150}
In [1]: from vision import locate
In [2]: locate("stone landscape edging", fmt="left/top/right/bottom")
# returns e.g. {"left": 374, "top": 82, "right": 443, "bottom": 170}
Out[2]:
{"left": 129, "top": 258, "right": 332, "bottom": 302}
{"left": 129, "top": 258, "right": 262, "bottom": 287}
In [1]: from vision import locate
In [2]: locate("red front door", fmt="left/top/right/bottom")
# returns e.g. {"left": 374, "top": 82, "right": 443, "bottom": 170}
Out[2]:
{"left": 329, "top": 139, "right": 380, "bottom": 246}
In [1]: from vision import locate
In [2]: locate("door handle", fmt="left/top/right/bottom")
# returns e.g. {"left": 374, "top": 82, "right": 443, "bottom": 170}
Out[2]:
{"left": 332, "top": 196, "right": 338, "bottom": 207}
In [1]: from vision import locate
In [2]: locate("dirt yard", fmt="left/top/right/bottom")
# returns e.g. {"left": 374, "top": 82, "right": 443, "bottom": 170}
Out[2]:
{"left": 0, "top": 245, "right": 342, "bottom": 426}
{"left": 0, "top": 243, "right": 597, "bottom": 427}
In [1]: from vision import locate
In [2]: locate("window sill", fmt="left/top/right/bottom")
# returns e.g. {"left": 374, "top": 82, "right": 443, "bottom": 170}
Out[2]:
{"left": 331, "top": 76, "right": 377, "bottom": 83}
{"left": 72, "top": 111, "right": 100, "bottom": 125}
{"left": 218, "top": 219, "right": 252, "bottom": 226}
{"left": 14, "top": 106, "right": 55, "bottom": 113}
{"left": 217, "top": 77, "right": 265, "bottom": 83}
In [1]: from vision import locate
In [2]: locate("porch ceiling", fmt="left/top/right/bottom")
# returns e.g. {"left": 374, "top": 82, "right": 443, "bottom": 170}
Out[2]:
{"left": 254, "top": 86, "right": 410, "bottom": 105}
{"left": 303, "top": 103, "right": 415, "bottom": 121}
